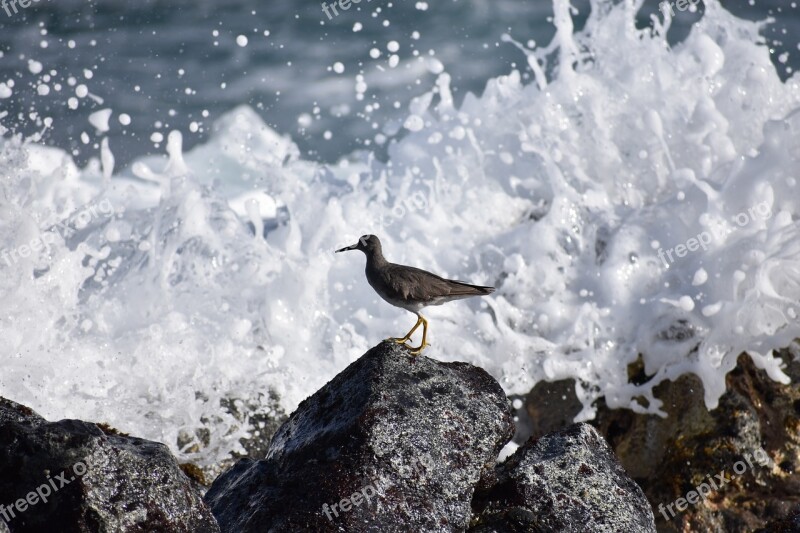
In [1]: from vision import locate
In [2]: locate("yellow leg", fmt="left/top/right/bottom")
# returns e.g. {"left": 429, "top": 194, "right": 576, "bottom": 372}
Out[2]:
{"left": 389, "top": 316, "right": 422, "bottom": 345}
{"left": 406, "top": 315, "right": 429, "bottom": 355}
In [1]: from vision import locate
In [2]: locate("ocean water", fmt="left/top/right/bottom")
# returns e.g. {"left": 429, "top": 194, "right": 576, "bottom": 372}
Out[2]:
{"left": 1, "top": 0, "right": 800, "bottom": 466}
{"left": 1, "top": 0, "right": 797, "bottom": 167}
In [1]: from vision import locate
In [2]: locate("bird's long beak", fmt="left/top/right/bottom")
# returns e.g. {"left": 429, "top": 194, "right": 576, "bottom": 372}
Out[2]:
{"left": 335, "top": 243, "right": 359, "bottom": 253}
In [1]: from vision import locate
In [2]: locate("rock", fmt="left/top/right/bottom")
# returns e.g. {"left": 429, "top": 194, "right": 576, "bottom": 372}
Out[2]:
{"left": 592, "top": 349, "right": 800, "bottom": 532}
{"left": 205, "top": 340, "right": 515, "bottom": 532}
{"left": 756, "top": 505, "right": 800, "bottom": 532}
{"left": 470, "top": 423, "right": 656, "bottom": 533}
{"left": 517, "top": 344, "right": 800, "bottom": 532}
{"left": 511, "top": 379, "right": 583, "bottom": 442}
{"left": 0, "top": 397, "right": 219, "bottom": 533}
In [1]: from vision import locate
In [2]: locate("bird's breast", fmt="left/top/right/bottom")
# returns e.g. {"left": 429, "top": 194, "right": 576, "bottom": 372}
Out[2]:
{"left": 365, "top": 264, "right": 413, "bottom": 307}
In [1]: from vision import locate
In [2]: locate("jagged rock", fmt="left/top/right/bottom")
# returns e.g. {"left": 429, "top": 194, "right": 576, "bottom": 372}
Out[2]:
{"left": 511, "top": 379, "right": 583, "bottom": 443}
{"left": 756, "top": 504, "right": 800, "bottom": 532}
{"left": 516, "top": 343, "right": 800, "bottom": 531}
{"left": 592, "top": 348, "right": 800, "bottom": 532}
{"left": 0, "top": 397, "right": 219, "bottom": 533}
{"left": 205, "top": 340, "right": 515, "bottom": 532}
{"left": 470, "top": 423, "right": 656, "bottom": 533}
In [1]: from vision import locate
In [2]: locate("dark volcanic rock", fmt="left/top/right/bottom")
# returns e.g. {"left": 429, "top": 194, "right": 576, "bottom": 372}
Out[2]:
{"left": 0, "top": 397, "right": 219, "bottom": 533}
{"left": 470, "top": 423, "right": 656, "bottom": 533}
{"left": 756, "top": 504, "right": 800, "bottom": 532}
{"left": 517, "top": 344, "right": 800, "bottom": 531}
{"left": 511, "top": 379, "right": 583, "bottom": 443}
{"left": 205, "top": 340, "right": 515, "bottom": 532}
{"left": 592, "top": 349, "right": 800, "bottom": 532}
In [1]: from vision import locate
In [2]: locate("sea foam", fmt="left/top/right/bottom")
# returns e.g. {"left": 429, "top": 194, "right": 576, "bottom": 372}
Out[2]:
{"left": 1, "top": 0, "right": 799, "bottom": 464}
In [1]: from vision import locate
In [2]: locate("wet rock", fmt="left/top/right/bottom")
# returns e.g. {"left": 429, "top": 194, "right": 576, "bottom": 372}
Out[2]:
{"left": 756, "top": 504, "right": 800, "bottom": 532}
{"left": 205, "top": 340, "right": 514, "bottom": 532}
{"left": 0, "top": 397, "right": 219, "bottom": 533}
{"left": 516, "top": 342, "right": 800, "bottom": 532}
{"left": 512, "top": 379, "right": 583, "bottom": 442}
{"left": 592, "top": 348, "right": 800, "bottom": 532}
{"left": 470, "top": 423, "right": 656, "bottom": 533}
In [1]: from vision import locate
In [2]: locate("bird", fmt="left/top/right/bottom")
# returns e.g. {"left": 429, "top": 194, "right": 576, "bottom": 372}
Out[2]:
{"left": 335, "top": 234, "right": 495, "bottom": 355}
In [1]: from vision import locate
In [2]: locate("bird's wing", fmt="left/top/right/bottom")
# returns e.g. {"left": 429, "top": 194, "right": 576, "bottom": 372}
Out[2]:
{"left": 384, "top": 264, "right": 493, "bottom": 302}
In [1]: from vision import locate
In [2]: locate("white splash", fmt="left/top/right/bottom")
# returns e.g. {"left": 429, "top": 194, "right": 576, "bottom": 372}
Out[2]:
{"left": 1, "top": 0, "right": 799, "bottom": 464}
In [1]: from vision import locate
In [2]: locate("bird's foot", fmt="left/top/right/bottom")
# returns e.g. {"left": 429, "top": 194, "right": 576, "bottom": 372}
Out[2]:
{"left": 405, "top": 342, "right": 430, "bottom": 356}
{"left": 386, "top": 337, "right": 412, "bottom": 346}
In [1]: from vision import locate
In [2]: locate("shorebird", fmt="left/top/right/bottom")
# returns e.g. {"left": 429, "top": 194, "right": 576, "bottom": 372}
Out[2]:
{"left": 335, "top": 235, "right": 495, "bottom": 355}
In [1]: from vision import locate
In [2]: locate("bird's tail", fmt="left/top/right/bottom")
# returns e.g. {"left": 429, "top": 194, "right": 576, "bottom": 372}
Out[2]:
{"left": 447, "top": 279, "right": 495, "bottom": 296}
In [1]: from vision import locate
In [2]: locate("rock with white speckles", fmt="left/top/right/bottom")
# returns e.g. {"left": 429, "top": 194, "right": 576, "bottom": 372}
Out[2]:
{"left": 0, "top": 397, "right": 219, "bottom": 533}
{"left": 205, "top": 340, "right": 514, "bottom": 532}
{"left": 470, "top": 423, "right": 656, "bottom": 533}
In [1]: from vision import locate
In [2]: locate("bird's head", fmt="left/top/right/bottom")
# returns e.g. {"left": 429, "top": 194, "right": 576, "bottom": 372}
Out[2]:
{"left": 335, "top": 234, "right": 382, "bottom": 255}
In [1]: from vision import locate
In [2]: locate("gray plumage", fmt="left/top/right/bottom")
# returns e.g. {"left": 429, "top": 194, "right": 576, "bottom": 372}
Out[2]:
{"left": 335, "top": 234, "right": 494, "bottom": 354}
